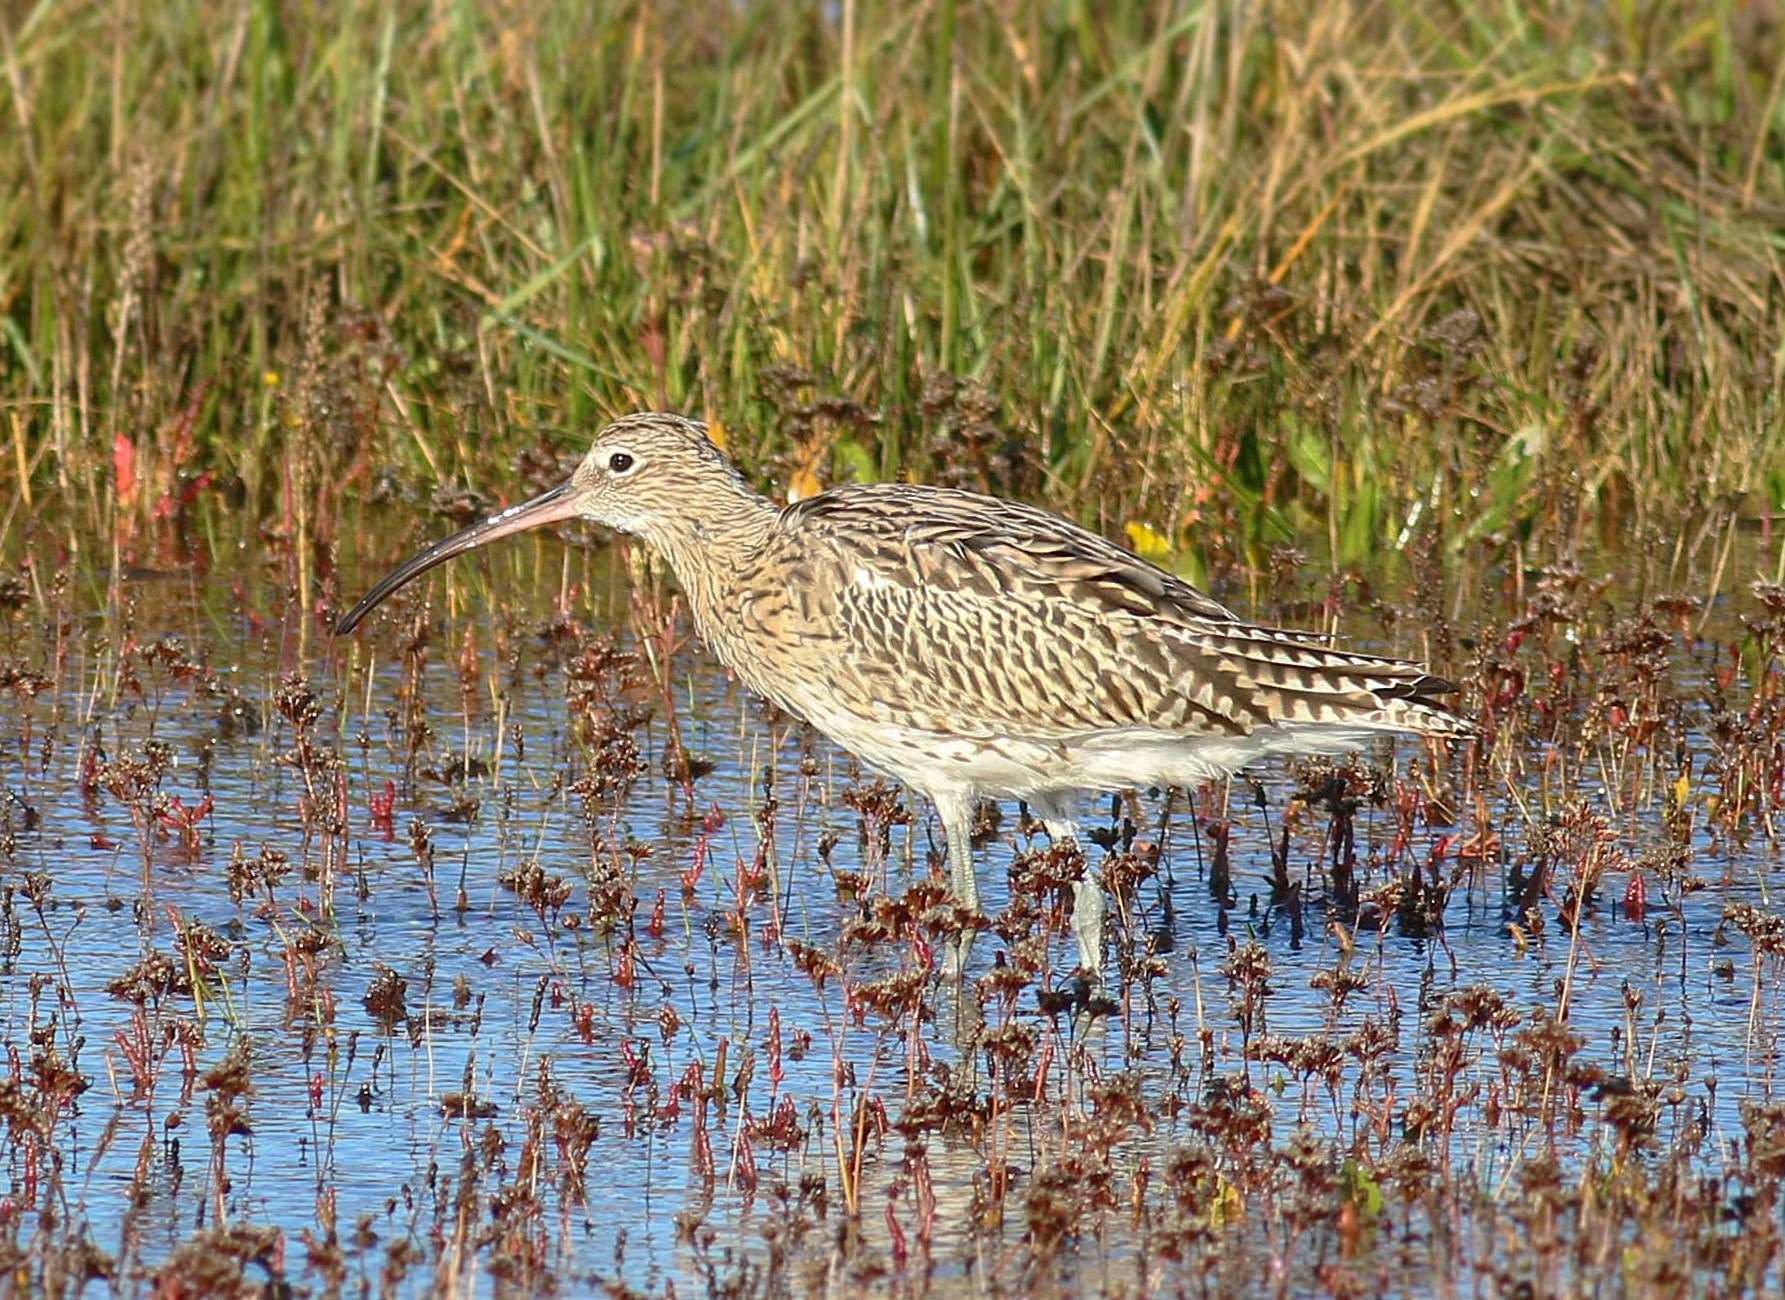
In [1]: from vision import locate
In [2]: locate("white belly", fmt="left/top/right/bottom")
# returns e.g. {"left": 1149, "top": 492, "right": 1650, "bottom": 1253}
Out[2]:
{"left": 800, "top": 701, "right": 1382, "bottom": 803}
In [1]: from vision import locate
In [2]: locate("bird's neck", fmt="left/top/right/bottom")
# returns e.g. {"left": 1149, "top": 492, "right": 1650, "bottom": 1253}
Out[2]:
{"left": 641, "top": 478, "right": 780, "bottom": 629}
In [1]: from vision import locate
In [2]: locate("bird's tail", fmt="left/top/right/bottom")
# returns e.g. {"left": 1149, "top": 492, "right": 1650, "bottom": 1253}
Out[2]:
{"left": 1203, "top": 623, "right": 1478, "bottom": 741}
{"left": 1371, "top": 689, "right": 1478, "bottom": 740}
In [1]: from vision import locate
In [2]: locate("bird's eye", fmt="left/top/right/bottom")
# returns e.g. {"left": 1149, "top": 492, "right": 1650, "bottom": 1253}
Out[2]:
{"left": 606, "top": 451, "right": 636, "bottom": 475}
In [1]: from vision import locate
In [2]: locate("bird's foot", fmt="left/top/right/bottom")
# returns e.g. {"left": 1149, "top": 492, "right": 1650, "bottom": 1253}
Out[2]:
{"left": 1076, "top": 967, "right": 1120, "bottom": 1017}
{"left": 1036, "top": 968, "right": 1120, "bottom": 1025}
{"left": 1072, "top": 973, "right": 1120, "bottom": 1039}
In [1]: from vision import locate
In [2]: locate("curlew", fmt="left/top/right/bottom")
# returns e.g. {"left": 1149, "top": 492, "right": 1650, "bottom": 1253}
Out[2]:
{"left": 337, "top": 412, "right": 1474, "bottom": 978}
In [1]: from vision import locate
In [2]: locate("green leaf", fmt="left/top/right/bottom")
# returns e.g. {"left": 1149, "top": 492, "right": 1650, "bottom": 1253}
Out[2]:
{"left": 834, "top": 438, "right": 880, "bottom": 485}
{"left": 1338, "top": 477, "right": 1381, "bottom": 566}
{"left": 1341, "top": 1158, "right": 1383, "bottom": 1216}
{"left": 1286, "top": 429, "right": 1333, "bottom": 493}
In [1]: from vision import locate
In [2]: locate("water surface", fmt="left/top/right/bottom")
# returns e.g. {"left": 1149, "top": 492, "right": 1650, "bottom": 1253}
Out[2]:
{"left": 1, "top": 536, "right": 1781, "bottom": 1295}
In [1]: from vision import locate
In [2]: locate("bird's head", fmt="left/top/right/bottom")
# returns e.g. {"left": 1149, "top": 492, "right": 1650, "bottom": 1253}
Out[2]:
{"left": 335, "top": 412, "right": 743, "bottom": 634}
{"left": 563, "top": 411, "right": 740, "bottom": 536}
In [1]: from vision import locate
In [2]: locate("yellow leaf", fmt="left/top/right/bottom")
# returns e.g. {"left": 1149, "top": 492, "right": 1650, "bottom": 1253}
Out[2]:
{"left": 788, "top": 466, "right": 822, "bottom": 502}
{"left": 1125, "top": 520, "right": 1172, "bottom": 562}
{"left": 1673, "top": 772, "right": 1689, "bottom": 808}
{"left": 706, "top": 418, "right": 729, "bottom": 453}
{"left": 1204, "top": 1176, "right": 1244, "bottom": 1229}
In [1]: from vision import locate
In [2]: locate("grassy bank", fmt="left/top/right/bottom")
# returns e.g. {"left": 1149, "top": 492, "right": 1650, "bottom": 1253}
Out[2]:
{"left": 2, "top": 0, "right": 1783, "bottom": 587}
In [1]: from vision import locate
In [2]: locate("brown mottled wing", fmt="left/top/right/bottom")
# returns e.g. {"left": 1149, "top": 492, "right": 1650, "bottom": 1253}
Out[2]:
{"left": 785, "top": 483, "right": 1238, "bottom": 623}
{"left": 781, "top": 483, "right": 1469, "bottom": 741}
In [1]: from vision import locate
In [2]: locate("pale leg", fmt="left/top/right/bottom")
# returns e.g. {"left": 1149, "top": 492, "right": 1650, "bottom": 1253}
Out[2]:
{"left": 1032, "top": 794, "right": 1102, "bottom": 977}
{"left": 933, "top": 790, "right": 979, "bottom": 978}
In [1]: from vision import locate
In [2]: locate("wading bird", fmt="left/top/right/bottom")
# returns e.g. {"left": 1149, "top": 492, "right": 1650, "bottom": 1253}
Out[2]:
{"left": 337, "top": 413, "right": 1473, "bottom": 979}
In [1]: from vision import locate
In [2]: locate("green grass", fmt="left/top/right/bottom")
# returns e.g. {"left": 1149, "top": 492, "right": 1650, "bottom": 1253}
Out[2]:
{"left": 2, "top": 0, "right": 1783, "bottom": 588}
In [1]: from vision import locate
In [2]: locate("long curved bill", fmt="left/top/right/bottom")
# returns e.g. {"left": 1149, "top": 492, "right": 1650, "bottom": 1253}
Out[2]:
{"left": 334, "top": 481, "right": 584, "bottom": 635}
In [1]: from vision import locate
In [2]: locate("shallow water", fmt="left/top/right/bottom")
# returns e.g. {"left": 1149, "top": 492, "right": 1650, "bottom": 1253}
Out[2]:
{"left": 2, "top": 537, "right": 1782, "bottom": 1295}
